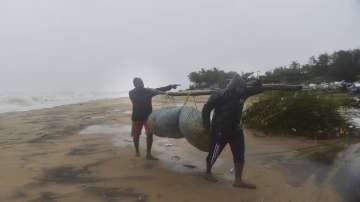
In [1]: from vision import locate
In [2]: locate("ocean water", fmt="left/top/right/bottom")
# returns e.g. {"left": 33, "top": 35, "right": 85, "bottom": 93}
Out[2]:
{"left": 2, "top": 92, "right": 360, "bottom": 129}
{"left": 339, "top": 108, "right": 360, "bottom": 129}
{"left": 0, "top": 92, "right": 128, "bottom": 113}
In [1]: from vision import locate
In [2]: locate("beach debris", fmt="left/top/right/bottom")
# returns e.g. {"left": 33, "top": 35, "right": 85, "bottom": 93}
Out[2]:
{"left": 171, "top": 155, "right": 181, "bottom": 161}
{"left": 230, "top": 168, "right": 234, "bottom": 173}
{"left": 291, "top": 128, "right": 297, "bottom": 133}
{"left": 164, "top": 143, "right": 174, "bottom": 147}
{"left": 183, "top": 164, "right": 197, "bottom": 169}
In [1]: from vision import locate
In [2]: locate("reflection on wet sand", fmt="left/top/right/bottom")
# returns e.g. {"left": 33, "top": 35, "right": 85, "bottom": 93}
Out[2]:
{"left": 333, "top": 143, "right": 360, "bottom": 202}
{"left": 1, "top": 98, "right": 358, "bottom": 202}
{"left": 80, "top": 123, "right": 360, "bottom": 201}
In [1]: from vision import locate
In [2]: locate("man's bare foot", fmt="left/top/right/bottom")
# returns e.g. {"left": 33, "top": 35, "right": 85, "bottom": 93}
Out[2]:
{"left": 233, "top": 180, "right": 256, "bottom": 189}
{"left": 204, "top": 173, "right": 218, "bottom": 182}
{"left": 146, "top": 155, "right": 158, "bottom": 160}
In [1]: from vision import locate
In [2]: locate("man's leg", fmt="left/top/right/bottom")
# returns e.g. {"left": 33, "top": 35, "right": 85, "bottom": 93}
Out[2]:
{"left": 205, "top": 129, "right": 226, "bottom": 182}
{"left": 144, "top": 122, "right": 157, "bottom": 160}
{"left": 233, "top": 162, "right": 256, "bottom": 189}
{"left": 146, "top": 133, "right": 158, "bottom": 160}
{"left": 133, "top": 136, "right": 140, "bottom": 157}
{"left": 229, "top": 128, "right": 256, "bottom": 189}
{"left": 131, "top": 121, "right": 142, "bottom": 157}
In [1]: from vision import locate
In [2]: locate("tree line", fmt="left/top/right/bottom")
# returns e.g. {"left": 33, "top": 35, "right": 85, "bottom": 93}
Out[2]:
{"left": 263, "top": 49, "right": 360, "bottom": 83}
{"left": 188, "top": 49, "right": 360, "bottom": 88}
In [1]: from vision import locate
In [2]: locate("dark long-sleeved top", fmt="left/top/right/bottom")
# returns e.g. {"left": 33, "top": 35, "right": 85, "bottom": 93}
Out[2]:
{"left": 129, "top": 85, "right": 173, "bottom": 121}
{"left": 202, "top": 86, "right": 263, "bottom": 130}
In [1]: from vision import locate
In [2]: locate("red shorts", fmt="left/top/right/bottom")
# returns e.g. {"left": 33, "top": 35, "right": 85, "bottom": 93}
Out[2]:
{"left": 131, "top": 121, "right": 151, "bottom": 137}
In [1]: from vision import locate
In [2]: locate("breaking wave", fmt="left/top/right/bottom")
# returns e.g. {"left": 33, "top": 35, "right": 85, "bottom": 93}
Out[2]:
{"left": 0, "top": 92, "right": 127, "bottom": 113}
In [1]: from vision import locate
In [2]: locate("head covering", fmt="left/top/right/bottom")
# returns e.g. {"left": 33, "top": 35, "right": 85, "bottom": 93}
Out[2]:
{"left": 226, "top": 74, "right": 246, "bottom": 91}
{"left": 133, "top": 77, "right": 144, "bottom": 88}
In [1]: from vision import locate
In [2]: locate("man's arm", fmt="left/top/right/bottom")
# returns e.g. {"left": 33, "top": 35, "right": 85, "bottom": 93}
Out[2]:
{"left": 245, "top": 80, "right": 263, "bottom": 97}
{"left": 149, "top": 84, "right": 179, "bottom": 97}
{"left": 202, "top": 93, "right": 220, "bottom": 130}
{"left": 156, "top": 84, "right": 178, "bottom": 92}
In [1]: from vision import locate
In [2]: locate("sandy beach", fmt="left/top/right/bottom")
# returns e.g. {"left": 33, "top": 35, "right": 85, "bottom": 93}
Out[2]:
{"left": 0, "top": 96, "right": 349, "bottom": 202}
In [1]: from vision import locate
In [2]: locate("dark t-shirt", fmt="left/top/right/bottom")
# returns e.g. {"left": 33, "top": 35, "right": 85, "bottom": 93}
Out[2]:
{"left": 202, "top": 86, "right": 263, "bottom": 130}
{"left": 129, "top": 85, "right": 172, "bottom": 121}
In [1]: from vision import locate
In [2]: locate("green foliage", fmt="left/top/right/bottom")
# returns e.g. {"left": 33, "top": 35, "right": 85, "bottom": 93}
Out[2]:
{"left": 242, "top": 91, "right": 350, "bottom": 136}
{"left": 263, "top": 49, "right": 360, "bottom": 83}
{"left": 188, "top": 68, "right": 249, "bottom": 89}
{"left": 188, "top": 49, "right": 360, "bottom": 89}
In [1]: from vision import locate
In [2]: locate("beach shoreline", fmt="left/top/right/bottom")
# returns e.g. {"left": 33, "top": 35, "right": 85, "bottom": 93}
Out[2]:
{"left": 0, "top": 97, "right": 345, "bottom": 202}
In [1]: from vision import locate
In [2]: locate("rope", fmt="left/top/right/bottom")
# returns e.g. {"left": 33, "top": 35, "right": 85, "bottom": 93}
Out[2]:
{"left": 182, "top": 93, "right": 191, "bottom": 108}
{"left": 161, "top": 93, "right": 175, "bottom": 107}
{"left": 192, "top": 96, "right": 198, "bottom": 110}
{"left": 161, "top": 91, "right": 199, "bottom": 111}
{"left": 182, "top": 93, "right": 199, "bottom": 111}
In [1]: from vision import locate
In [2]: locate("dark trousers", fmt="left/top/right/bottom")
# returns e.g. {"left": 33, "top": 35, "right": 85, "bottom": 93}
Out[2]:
{"left": 206, "top": 126, "right": 245, "bottom": 167}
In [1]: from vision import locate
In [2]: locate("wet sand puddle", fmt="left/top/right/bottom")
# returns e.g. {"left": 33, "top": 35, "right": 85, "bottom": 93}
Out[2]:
{"left": 333, "top": 143, "right": 360, "bottom": 202}
{"left": 249, "top": 137, "right": 360, "bottom": 202}
{"left": 79, "top": 124, "right": 216, "bottom": 174}
{"left": 16, "top": 162, "right": 149, "bottom": 202}
{"left": 79, "top": 124, "right": 360, "bottom": 201}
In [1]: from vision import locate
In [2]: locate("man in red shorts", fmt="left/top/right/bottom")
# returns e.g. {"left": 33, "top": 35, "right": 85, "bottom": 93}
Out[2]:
{"left": 129, "top": 77, "right": 178, "bottom": 160}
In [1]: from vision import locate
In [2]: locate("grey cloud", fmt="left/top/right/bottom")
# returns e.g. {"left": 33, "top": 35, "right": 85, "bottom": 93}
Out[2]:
{"left": 0, "top": 0, "right": 359, "bottom": 92}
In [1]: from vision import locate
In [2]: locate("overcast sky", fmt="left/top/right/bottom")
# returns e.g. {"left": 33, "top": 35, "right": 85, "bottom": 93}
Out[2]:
{"left": 1, "top": 0, "right": 359, "bottom": 93}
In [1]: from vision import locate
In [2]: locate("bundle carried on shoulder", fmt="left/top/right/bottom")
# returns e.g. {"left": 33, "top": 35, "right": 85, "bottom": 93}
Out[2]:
{"left": 148, "top": 107, "right": 183, "bottom": 138}
{"left": 179, "top": 106, "right": 211, "bottom": 152}
{"left": 148, "top": 106, "right": 211, "bottom": 152}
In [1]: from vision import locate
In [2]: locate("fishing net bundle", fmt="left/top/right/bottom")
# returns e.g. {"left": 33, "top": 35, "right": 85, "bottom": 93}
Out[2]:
{"left": 179, "top": 106, "right": 210, "bottom": 152}
{"left": 147, "top": 107, "right": 183, "bottom": 138}
{"left": 148, "top": 95, "right": 211, "bottom": 152}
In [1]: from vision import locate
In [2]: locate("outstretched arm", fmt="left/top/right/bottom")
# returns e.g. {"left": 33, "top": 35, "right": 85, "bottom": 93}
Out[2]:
{"left": 202, "top": 93, "right": 219, "bottom": 130}
{"left": 156, "top": 84, "right": 178, "bottom": 92}
{"left": 150, "top": 84, "right": 179, "bottom": 97}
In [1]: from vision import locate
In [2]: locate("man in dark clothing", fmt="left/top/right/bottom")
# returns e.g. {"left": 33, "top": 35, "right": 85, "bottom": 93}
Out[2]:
{"left": 202, "top": 74, "right": 262, "bottom": 188}
{"left": 129, "top": 77, "right": 178, "bottom": 160}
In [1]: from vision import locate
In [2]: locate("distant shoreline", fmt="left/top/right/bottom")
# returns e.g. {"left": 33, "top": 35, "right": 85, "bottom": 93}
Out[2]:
{"left": 0, "top": 96, "right": 128, "bottom": 114}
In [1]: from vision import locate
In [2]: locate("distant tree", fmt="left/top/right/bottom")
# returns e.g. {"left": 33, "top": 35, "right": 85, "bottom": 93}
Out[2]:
{"left": 188, "top": 49, "right": 360, "bottom": 88}
{"left": 329, "top": 50, "right": 360, "bottom": 81}
{"left": 262, "top": 49, "right": 360, "bottom": 83}
{"left": 188, "top": 68, "right": 253, "bottom": 89}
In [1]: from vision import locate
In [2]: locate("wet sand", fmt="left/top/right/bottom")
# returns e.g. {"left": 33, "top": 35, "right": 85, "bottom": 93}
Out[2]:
{"left": 0, "top": 96, "right": 350, "bottom": 202}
